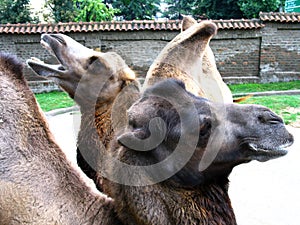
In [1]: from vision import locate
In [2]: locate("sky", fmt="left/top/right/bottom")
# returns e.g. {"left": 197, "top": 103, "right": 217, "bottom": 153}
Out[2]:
{"left": 29, "top": 0, "right": 45, "bottom": 10}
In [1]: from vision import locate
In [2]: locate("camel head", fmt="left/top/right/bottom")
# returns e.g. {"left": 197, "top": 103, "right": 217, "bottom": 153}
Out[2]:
{"left": 117, "top": 79, "right": 294, "bottom": 187}
{"left": 27, "top": 34, "right": 136, "bottom": 107}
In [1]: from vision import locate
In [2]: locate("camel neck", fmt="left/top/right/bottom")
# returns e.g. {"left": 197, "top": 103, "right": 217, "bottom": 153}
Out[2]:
{"left": 80, "top": 102, "right": 114, "bottom": 148}
{"left": 0, "top": 100, "right": 118, "bottom": 224}
{"left": 173, "top": 183, "right": 237, "bottom": 225}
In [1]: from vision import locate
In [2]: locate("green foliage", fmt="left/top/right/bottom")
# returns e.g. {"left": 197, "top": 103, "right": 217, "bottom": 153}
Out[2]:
{"left": 162, "top": 0, "right": 284, "bottom": 19}
{"left": 162, "top": 0, "right": 196, "bottom": 19}
{"left": 237, "top": 0, "right": 281, "bottom": 18}
{"left": 45, "top": 0, "right": 76, "bottom": 22}
{"left": 192, "top": 0, "right": 243, "bottom": 19}
{"left": 0, "top": 0, "right": 37, "bottom": 23}
{"left": 74, "top": 0, "right": 117, "bottom": 22}
{"left": 108, "top": 0, "right": 161, "bottom": 20}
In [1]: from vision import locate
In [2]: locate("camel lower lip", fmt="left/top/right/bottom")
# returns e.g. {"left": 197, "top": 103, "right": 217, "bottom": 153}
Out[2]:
{"left": 248, "top": 143, "right": 289, "bottom": 161}
{"left": 26, "top": 59, "right": 66, "bottom": 77}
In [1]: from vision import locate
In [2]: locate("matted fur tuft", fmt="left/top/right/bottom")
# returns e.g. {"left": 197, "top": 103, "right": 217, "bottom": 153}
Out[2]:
{"left": 0, "top": 52, "right": 24, "bottom": 80}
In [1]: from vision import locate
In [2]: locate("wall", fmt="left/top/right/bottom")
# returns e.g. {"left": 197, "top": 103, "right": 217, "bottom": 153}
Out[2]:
{"left": 0, "top": 21, "right": 299, "bottom": 92}
{"left": 260, "top": 22, "right": 300, "bottom": 82}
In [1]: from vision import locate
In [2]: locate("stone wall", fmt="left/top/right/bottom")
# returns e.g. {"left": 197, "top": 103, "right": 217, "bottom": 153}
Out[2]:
{"left": 0, "top": 20, "right": 299, "bottom": 92}
{"left": 260, "top": 22, "right": 300, "bottom": 83}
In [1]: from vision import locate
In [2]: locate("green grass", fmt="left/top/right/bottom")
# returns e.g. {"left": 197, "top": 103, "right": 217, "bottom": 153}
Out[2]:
{"left": 35, "top": 91, "right": 75, "bottom": 112}
{"left": 35, "top": 81, "right": 300, "bottom": 125}
{"left": 229, "top": 81, "right": 300, "bottom": 124}
{"left": 241, "top": 95, "right": 300, "bottom": 125}
{"left": 229, "top": 80, "right": 300, "bottom": 94}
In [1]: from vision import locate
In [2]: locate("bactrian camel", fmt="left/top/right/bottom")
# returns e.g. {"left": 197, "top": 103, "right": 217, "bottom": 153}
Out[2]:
{"left": 107, "top": 78, "right": 294, "bottom": 225}
{"left": 0, "top": 52, "right": 123, "bottom": 225}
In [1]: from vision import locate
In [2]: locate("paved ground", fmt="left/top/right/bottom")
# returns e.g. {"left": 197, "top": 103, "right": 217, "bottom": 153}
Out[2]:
{"left": 46, "top": 111, "right": 300, "bottom": 225}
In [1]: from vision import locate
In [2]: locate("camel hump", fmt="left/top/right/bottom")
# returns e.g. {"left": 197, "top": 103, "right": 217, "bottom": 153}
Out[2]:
{"left": 0, "top": 52, "right": 24, "bottom": 80}
{"left": 181, "top": 15, "right": 197, "bottom": 31}
{"left": 190, "top": 20, "right": 217, "bottom": 39}
{"left": 199, "top": 21, "right": 218, "bottom": 36}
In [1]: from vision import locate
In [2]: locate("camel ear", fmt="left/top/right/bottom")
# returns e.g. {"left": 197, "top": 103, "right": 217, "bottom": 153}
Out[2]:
{"left": 199, "top": 116, "right": 212, "bottom": 137}
{"left": 118, "top": 117, "right": 167, "bottom": 151}
{"left": 120, "top": 67, "right": 136, "bottom": 81}
{"left": 166, "top": 114, "right": 212, "bottom": 144}
{"left": 117, "top": 129, "right": 151, "bottom": 151}
{"left": 181, "top": 16, "right": 197, "bottom": 32}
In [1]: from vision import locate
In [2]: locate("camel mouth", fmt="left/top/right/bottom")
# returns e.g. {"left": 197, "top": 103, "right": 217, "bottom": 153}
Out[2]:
{"left": 247, "top": 142, "right": 292, "bottom": 162}
{"left": 27, "top": 33, "right": 70, "bottom": 78}
{"left": 26, "top": 57, "right": 66, "bottom": 78}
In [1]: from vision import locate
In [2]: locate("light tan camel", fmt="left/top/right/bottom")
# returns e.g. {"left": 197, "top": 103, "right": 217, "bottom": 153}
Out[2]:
{"left": 0, "top": 52, "right": 122, "bottom": 225}
{"left": 27, "top": 34, "right": 140, "bottom": 192}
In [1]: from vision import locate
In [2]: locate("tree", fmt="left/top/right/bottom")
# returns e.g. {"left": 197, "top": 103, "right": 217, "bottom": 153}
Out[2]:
{"left": 163, "top": 0, "right": 282, "bottom": 20}
{"left": 162, "top": 0, "right": 196, "bottom": 19}
{"left": 192, "top": 0, "right": 243, "bottom": 19}
{"left": 238, "top": 0, "right": 281, "bottom": 18}
{"left": 74, "top": 0, "right": 117, "bottom": 22}
{"left": 108, "top": 0, "right": 161, "bottom": 20}
{"left": 0, "top": 0, "right": 37, "bottom": 24}
{"left": 45, "top": 0, "right": 76, "bottom": 22}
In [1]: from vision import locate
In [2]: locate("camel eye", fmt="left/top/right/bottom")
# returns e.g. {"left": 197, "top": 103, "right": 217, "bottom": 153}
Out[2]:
{"left": 200, "top": 120, "right": 211, "bottom": 136}
{"left": 88, "top": 56, "right": 98, "bottom": 65}
{"left": 58, "top": 65, "right": 66, "bottom": 71}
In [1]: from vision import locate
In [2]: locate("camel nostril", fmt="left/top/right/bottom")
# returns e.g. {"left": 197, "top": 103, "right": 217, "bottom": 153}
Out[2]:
{"left": 268, "top": 118, "right": 283, "bottom": 124}
{"left": 258, "top": 112, "right": 283, "bottom": 125}
{"left": 258, "top": 115, "right": 265, "bottom": 123}
{"left": 289, "top": 133, "right": 294, "bottom": 144}
{"left": 50, "top": 34, "right": 66, "bottom": 45}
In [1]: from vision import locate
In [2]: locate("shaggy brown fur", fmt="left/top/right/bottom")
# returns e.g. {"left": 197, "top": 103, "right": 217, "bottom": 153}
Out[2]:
{"left": 107, "top": 79, "right": 293, "bottom": 225}
{"left": 0, "top": 52, "right": 122, "bottom": 225}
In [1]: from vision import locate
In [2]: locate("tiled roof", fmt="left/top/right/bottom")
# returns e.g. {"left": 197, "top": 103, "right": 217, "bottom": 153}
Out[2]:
{"left": 2, "top": 12, "right": 299, "bottom": 35}
{"left": 259, "top": 12, "right": 300, "bottom": 22}
{"left": 0, "top": 20, "right": 180, "bottom": 34}
{"left": 0, "top": 19, "right": 264, "bottom": 34}
{"left": 214, "top": 19, "right": 263, "bottom": 29}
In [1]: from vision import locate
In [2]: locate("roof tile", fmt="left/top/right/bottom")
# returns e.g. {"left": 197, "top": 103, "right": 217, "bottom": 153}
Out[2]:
{"left": 0, "top": 15, "right": 280, "bottom": 34}
{"left": 259, "top": 12, "right": 300, "bottom": 22}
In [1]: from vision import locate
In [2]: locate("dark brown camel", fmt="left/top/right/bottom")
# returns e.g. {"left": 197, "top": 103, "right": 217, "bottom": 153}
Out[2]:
{"left": 0, "top": 52, "right": 123, "bottom": 224}
{"left": 107, "top": 78, "right": 294, "bottom": 225}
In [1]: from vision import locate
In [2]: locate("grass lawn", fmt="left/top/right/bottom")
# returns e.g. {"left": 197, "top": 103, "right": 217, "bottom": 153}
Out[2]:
{"left": 240, "top": 95, "right": 300, "bottom": 125}
{"left": 35, "top": 91, "right": 75, "bottom": 112}
{"left": 229, "top": 80, "right": 300, "bottom": 125}
{"left": 35, "top": 81, "right": 300, "bottom": 125}
{"left": 229, "top": 80, "right": 300, "bottom": 93}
